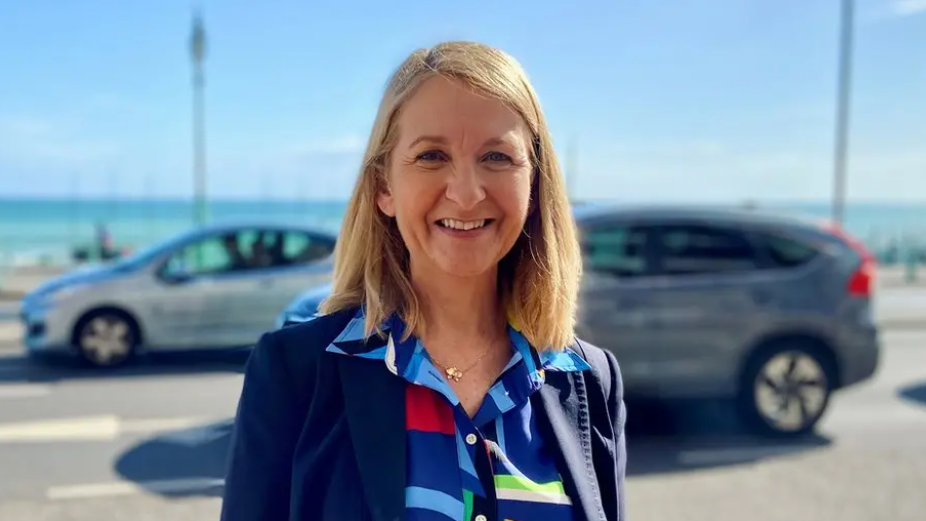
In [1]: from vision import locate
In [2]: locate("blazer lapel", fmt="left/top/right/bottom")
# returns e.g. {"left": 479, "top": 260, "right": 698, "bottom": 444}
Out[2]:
{"left": 536, "top": 371, "right": 605, "bottom": 521}
{"left": 338, "top": 354, "right": 406, "bottom": 521}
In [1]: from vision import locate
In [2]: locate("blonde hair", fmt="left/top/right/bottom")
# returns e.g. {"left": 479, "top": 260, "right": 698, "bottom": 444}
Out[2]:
{"left": 318, "top": 41, "right": 581, "bottom": 350}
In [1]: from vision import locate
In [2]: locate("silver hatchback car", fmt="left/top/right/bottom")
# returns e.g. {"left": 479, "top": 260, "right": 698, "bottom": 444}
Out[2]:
{"left": 278, "top": 206, "right": 881, "bottom": 437}
{"left": 20, "top": 223, "right": 336, "bottom": 367}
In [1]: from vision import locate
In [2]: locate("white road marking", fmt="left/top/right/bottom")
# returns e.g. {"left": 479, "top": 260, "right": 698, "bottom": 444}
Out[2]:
{"left": 46, "top": 477, "right": 225, "bottom": 501}
{"left": 120, "top": 416, "right": 223, "bottom": 435}
{"left": 0, "top": 415, "right": 120, "bottom": 442}
{"left": 0, "top": 415, "right": 221, "bottom": 443}
{"left": 0, "top": 384, "right": 52, "bottom": 399}
{"left": 0, "top": 322, "right": 21, "bottom": 343}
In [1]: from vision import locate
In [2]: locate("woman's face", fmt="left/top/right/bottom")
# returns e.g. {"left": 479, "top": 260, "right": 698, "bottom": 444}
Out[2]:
{"left": 378, "top": 76, "right": 533, "bottom": 280}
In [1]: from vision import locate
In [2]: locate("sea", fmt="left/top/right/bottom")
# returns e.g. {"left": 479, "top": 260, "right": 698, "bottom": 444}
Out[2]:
{"left": 1, "top": 197, "right": 925, "bottom": 267}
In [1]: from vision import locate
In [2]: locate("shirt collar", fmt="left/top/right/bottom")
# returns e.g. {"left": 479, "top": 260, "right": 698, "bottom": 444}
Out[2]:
{"left": 323, "top": 307, "right": 592, "bottom": 374}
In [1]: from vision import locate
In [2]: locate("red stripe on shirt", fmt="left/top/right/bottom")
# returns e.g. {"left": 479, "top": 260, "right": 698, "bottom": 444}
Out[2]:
{"left": 405, "top": 384, "right": 455, "bottom": 435}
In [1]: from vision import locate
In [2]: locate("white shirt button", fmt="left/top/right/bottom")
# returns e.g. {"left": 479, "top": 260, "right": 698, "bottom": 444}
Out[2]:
{"left": 465, "top": 433, "right": 478, "bottom": 445}
{"left": 475, "top": 515, "right": 488, "bottom": 521}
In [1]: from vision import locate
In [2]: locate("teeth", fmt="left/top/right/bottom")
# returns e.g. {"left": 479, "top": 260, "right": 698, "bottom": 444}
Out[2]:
{"left": 440, "top": 219, "right": 487, "bottom": 231}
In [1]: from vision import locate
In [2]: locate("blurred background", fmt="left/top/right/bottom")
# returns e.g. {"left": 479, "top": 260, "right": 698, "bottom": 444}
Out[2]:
{"left": 1, "top": 1, "right": 925, "bottom": 520}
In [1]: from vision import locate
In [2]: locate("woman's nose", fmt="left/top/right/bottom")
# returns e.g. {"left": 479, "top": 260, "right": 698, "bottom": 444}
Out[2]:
{"left": 444, "top": 163, "right": 486, "bottom": 210}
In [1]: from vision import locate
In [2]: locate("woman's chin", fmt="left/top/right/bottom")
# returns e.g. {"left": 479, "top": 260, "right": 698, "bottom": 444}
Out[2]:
{"left": 432, "top": 257, "right": 500, "bottom": 280}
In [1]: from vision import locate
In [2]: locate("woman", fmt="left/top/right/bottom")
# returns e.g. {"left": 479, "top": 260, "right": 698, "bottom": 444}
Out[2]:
{"left": 221, "top": 41, "right": 627, "bottom": 521}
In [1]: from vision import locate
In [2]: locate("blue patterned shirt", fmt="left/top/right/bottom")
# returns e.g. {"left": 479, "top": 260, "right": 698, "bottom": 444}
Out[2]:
{"left": 324, "top": 308, "right": 591, "bottom": 521}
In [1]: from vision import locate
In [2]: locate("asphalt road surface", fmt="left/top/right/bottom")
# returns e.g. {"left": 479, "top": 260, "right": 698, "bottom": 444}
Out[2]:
{"left": 0, "top": 317, "right": 924, "bottom": 520}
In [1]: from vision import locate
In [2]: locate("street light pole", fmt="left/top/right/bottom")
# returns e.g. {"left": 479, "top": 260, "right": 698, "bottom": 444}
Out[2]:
{"left": 190, "top": 10, "right": 208, "bottom": 226}
{"left": 831, "top": 0, "right": 855, "bottom": 225}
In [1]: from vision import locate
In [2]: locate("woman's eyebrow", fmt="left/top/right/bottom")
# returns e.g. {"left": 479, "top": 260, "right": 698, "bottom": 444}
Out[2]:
{"left": 407, "top": 135, "right": 449, "bottom": 148}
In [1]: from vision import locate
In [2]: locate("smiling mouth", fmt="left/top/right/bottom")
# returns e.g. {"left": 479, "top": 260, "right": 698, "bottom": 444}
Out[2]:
{"left": 436, "top": 218, "right": 494, "bottom": 231}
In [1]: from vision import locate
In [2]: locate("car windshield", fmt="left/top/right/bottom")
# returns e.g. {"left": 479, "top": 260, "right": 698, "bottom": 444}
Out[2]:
{"left": 111, "top": 231, "right": 199, "bottom": 270}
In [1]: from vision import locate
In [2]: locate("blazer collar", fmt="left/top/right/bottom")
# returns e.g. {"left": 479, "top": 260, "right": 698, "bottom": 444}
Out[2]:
{"left": 326, "top": 307, "right": 591, "bottom": 377}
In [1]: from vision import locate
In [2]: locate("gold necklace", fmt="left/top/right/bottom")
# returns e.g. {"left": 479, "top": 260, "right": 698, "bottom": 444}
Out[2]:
{"left": 430, "top": 341, "right": 495, "bottom": 383}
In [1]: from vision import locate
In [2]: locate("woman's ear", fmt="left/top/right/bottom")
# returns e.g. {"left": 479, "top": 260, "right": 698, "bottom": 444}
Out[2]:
{"left": 377, "top": 186, "right": 396, "bottom": 217}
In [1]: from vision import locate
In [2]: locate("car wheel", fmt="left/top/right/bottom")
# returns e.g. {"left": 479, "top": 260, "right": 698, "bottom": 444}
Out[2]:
{"left": 74, "top": 311, "right": 139, "bottom": 368}
{"left": 738, "top": 341, "right": 835, "bottom": 437}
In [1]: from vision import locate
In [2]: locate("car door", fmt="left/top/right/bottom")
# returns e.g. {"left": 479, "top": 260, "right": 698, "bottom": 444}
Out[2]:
{"left": 642, "top": 221, "right": 766, "bottom": 393}
{"left": 145, "top": 232, "right": 239, "bottom": 348}
{"left": 236, "top": 228, "right": 336, "bottom": 341}
{"left": 153, "top": 229, "right": 267, "bottom": 349}
{"left": 576, "top": 220, "right": 663, "bottom": 390}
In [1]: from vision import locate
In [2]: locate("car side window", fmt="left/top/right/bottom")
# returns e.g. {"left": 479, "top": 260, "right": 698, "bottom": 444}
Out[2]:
{"left": 161, "top": 230, "right": 261, "bottom": 279}
{"left": 245, "top": 230, "right": 284, "bottom": 269}
{"left": 162, "top": 236, "right": 237, "bottom": 278}
{"left": 654, "top": 224, "right": 760, "bottom": 275}
{"left": 582, "top": 224, "right": 650, "bottom": 278}
{"left": 754, "top": 233, "right": 820, "bottom": 269}
{"left": 282, "top": 232, "right": 335, "bottom": 265}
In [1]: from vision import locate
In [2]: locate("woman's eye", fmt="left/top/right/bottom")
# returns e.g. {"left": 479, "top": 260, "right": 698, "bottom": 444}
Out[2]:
{"left": 416, "top": 150, "right": 446, "bottom": 162}
{"left": 483, "top": 151, "right": 512, "bottom": 163}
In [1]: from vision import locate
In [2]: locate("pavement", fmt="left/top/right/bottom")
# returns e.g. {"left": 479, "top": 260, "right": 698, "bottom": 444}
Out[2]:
{"left": 0, "top": 313, "right": 923, "bottom": 519}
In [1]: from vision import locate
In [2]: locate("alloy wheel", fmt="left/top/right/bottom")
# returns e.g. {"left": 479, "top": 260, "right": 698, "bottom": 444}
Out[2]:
{"left": 753, "top": 351, "right": 829, "bottom": 433}
{"left": 78, "top": 315, "right": 135, "bottom": 367}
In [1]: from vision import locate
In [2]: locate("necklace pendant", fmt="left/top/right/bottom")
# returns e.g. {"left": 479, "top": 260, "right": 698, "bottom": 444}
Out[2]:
{"left": 446, "top": 367, "right": 463, "bottom": 382}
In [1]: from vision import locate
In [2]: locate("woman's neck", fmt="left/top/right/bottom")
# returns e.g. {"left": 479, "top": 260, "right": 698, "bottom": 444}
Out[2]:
{"left": 409, "top": 263, "right": 506, "bottom": 345}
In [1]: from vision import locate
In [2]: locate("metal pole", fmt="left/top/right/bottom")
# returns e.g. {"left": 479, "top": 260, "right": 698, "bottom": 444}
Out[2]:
{"left": 831, "top": 0, "right": 855, "bottom": 225}
{"left": 190, "top": 10, "right": 208, "bottom": 226}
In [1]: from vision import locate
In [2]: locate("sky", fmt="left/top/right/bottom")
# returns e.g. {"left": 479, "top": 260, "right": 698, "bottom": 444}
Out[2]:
{"left": 0, "top": 0, "right": 924, "bottom": 203}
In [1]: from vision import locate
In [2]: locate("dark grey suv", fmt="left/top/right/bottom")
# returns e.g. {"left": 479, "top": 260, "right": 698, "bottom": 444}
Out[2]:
{"left": 576, "top": 205, "right": 879, "bottom": 436}
{"left": 277, "top": 205, "right": 880, "bottom": 437}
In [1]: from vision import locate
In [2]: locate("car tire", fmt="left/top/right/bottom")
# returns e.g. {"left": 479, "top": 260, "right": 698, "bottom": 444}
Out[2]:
{"left": 73, "top": 310, "right": 140, "bottom": 368}
{"left": 737, "top": 339, "right": 836, "bottom": 438}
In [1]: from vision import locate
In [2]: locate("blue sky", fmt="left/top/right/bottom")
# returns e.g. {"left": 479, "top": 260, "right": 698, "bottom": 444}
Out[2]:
{"left": 0, "top": 0, "right": 924, "bottom": 203}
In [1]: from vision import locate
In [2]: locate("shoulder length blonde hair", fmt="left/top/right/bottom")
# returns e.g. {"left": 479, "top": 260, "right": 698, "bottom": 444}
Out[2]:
{"left": 318, "top": 41, "right": 582, "bottom": 350}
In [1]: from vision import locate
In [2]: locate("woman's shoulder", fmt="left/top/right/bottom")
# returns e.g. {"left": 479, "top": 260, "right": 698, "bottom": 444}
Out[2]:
{"left": 253, "top": 307, "right": 360, "bottom": 374}
{"left": 570, "top": 337, "right": 623, "bottom": 396}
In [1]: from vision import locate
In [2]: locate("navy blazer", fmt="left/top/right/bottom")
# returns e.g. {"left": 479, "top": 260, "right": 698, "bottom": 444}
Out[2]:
{"left": 220, "top": 307, "right": 627, "bottom": 521}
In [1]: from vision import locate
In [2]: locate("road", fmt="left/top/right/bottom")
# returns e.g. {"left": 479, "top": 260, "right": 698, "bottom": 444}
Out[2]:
{"left": 0, "top": 320, "right": 924, "bottom": 519}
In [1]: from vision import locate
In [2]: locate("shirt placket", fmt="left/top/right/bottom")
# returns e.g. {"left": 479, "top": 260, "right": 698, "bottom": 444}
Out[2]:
{"left": 457, "top": 409, "right": 497, "bottom": 521}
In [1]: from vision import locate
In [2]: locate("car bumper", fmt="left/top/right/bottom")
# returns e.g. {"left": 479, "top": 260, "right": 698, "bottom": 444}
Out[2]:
{"left": 838, "top": 326, "right": 880, "bottom": 388}
{"left": 19, "top": 302, "right": 74, "bottom": 355}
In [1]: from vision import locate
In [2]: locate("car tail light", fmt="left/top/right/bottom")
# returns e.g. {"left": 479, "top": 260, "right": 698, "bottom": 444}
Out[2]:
{"left": 845, "top": 260, "right": 875, "bottom": 296}
{"left": 819, "top": 220, "right": 875, "bottom": 297}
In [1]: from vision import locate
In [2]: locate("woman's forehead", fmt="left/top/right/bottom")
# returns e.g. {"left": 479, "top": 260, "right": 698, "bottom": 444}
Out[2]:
{"left": 395, "top": 76, "right": 529, "bottom": 146}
